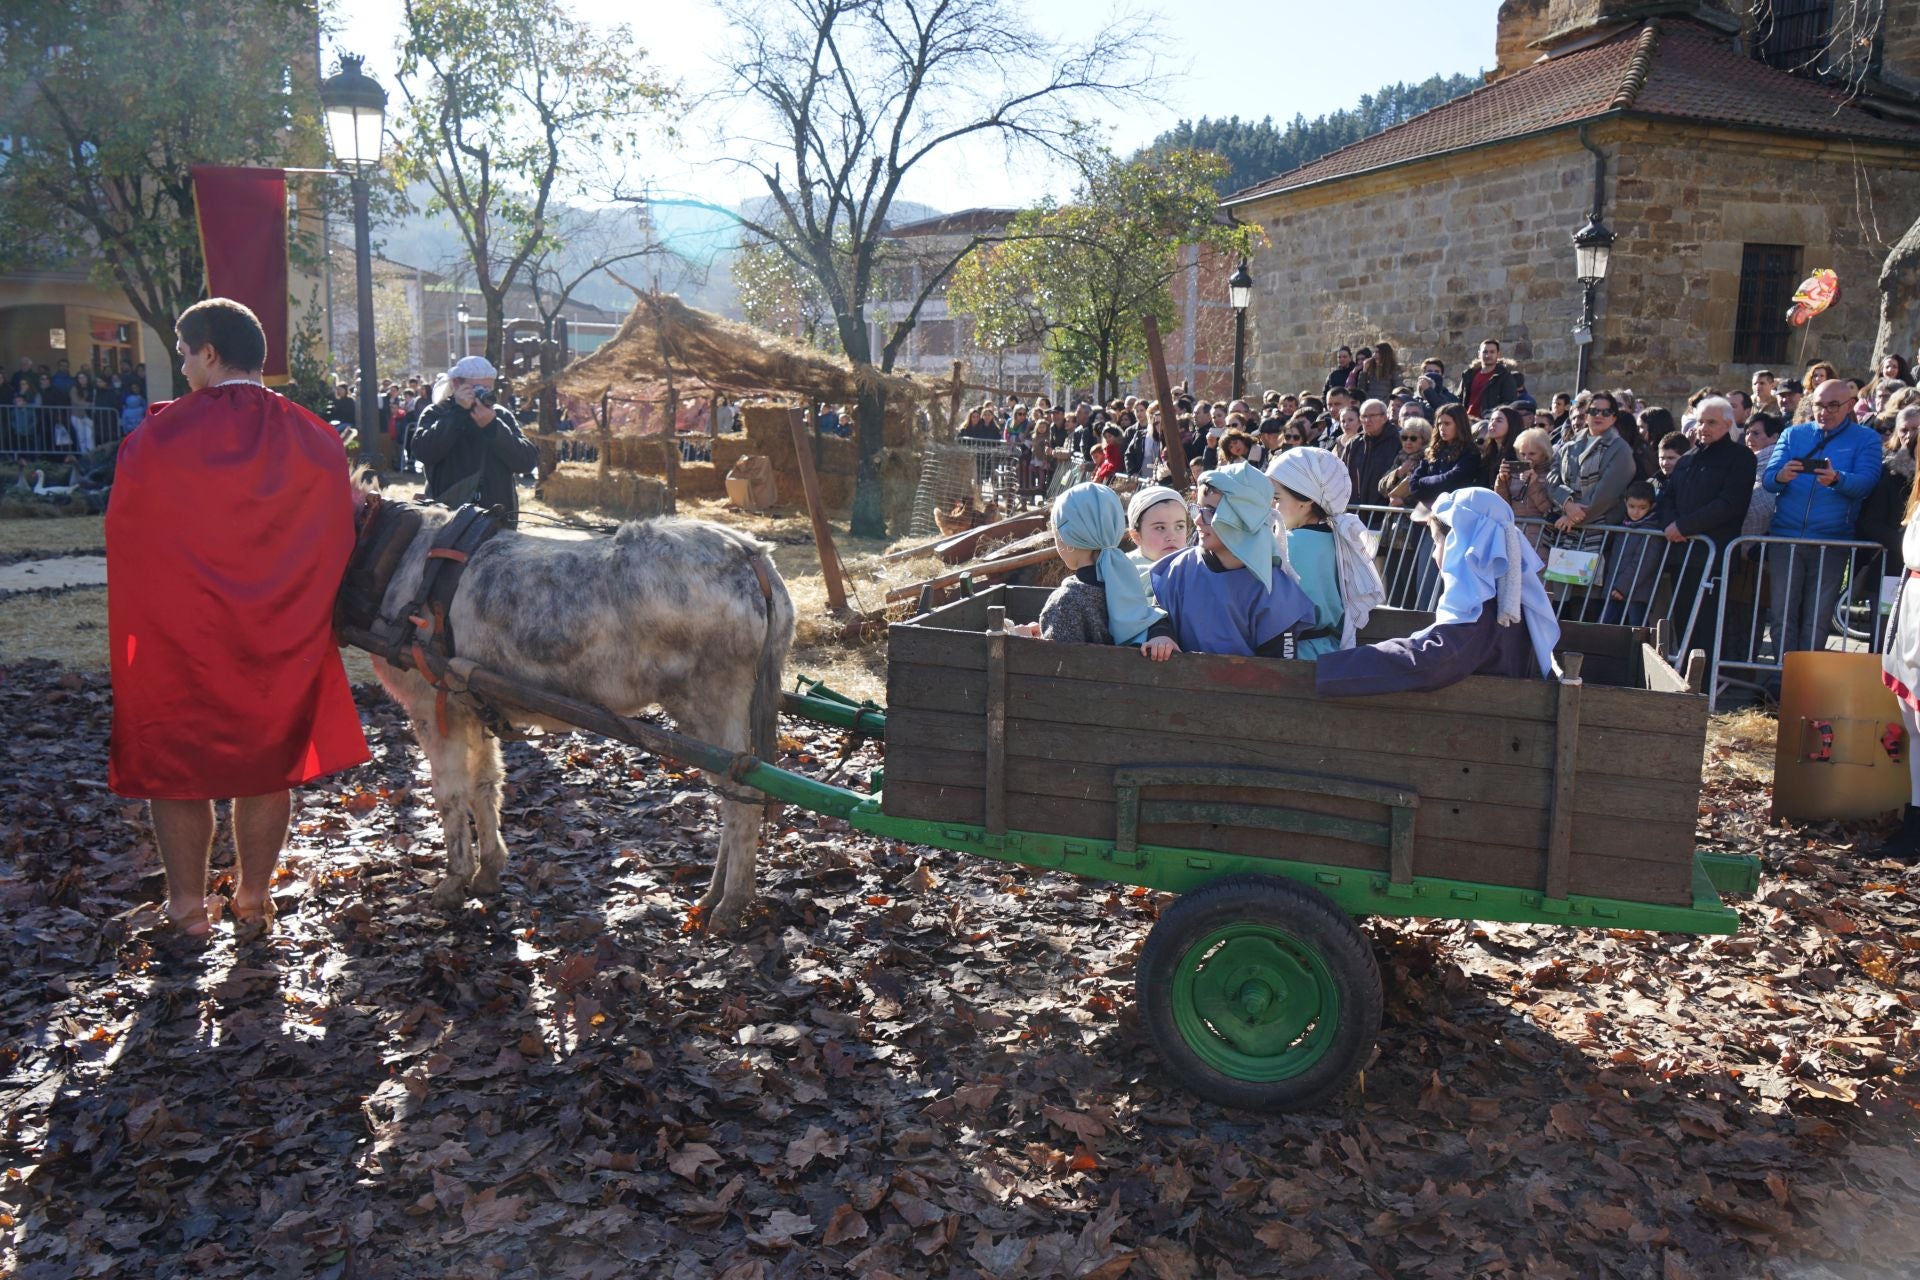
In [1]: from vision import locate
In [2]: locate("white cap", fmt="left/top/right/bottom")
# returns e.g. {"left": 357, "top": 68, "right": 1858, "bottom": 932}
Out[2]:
{"left": 449, "top": 355, "right": 497, "bottom": 379}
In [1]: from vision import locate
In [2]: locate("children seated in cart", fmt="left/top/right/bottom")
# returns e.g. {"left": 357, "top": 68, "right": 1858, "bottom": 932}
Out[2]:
{"left": 1009, "top": 482, "right": 1180, "bottom": 660}
{"left": 1315, "top": 487, "right": 1561, "bottom": 694}
{"left": 1149, "top": 462, "right": 1320, "bottom": 658}
{"left": 1264, "top": 447, "right": 1388, "bottom": 659}
{"left": 1125, "top": 484, "right": 1190, "bottom": 586}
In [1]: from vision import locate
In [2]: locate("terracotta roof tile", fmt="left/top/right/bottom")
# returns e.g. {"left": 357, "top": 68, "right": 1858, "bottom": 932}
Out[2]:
{"left": 1225, "top": 19, "right": 1920, "bottom": 204}
{"left": 1632, "top": 21, "right": 1920, "bottom": 143}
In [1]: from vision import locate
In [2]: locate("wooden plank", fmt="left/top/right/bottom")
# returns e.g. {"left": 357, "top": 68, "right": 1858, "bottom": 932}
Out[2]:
{"left": 884, "top": 547, "right": 1057, "bottom": 603}
{"left": 882, "top": 712, "right": 1702, "bottom": 822}
{"left": 1544, "top": 655, "right": 1584, "bottom": 901}
{"left": 878, "top": 778, "right": 1693, "bottom": 905}
{"left": 1143, "top": 314, "right": 1191, "bottom": 494}
{"left": 890, "top": 630, "right": 1707, "bottom": 742}
{"left": 985, "top": 606, "right": 1008, "bottom": 836}
{"left": 885, "top": 745, "right": 1694, "bottom": 866}
{"left": 788, "top": 407, "right": 848, "bottom": 611}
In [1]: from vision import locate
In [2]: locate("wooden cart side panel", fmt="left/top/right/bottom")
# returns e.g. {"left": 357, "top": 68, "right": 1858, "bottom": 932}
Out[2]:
{"left": 880, "top": 778, "right": 1683, "bottom": 904}
{"left": 882, "top": 617, "right": 1705, "bottom": 907}
{"left": 884, "top": 742, "right": 1696, "bottom": 874}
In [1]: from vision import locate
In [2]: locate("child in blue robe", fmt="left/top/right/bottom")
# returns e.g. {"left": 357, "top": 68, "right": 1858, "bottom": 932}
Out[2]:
{"left": 1150, "top": 462, "right": 1317, "bottom": 658}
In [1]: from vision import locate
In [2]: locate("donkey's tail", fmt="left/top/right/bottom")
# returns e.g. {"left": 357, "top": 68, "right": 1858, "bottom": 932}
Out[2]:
{"left": 747, "top": 552, "right": 794, "bottom": 767}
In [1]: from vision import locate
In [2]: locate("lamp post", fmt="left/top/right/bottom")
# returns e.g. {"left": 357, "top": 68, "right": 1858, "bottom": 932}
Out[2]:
{"left": 455, "top": 306, "right": 470, "bottom": 360}
{"left": 319, "top": 54, "right": 387, "bottom": 461}
{"left": 1228, "top": 258, "right": 1253, "bottom": 402}
{"left": 1571, "top": 214, "right": 1614, "bottom": 392}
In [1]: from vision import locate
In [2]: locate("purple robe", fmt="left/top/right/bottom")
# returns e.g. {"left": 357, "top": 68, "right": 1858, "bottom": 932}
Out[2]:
{"left": 1314, "top": 606, "right": 1539, "bottom": 696}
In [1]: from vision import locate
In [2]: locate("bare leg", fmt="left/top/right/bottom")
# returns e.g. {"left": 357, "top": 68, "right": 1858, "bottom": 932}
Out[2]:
{"left": 231, "top": 790, "right": 291, "bottom": 920}
{"left": 678, "top": 690, "right": 761, "bottom": 928}
{"left": 149, "top": 798, "right": 217, "bottom": 935}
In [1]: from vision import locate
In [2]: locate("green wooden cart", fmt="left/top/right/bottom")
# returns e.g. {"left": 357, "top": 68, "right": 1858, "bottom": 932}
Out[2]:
{"left": 349, "top": 583, "right": 1759, "bottom": 1113}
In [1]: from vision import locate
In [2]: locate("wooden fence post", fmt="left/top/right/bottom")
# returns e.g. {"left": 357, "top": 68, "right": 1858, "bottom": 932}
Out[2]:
{"left": 788, "top": 406, "right": 850, "bottom": 612}
{"left": 1143, "top": 314, "right": 1191, "bottom": 494}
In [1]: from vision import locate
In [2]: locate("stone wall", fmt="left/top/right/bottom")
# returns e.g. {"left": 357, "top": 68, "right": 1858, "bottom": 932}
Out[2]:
{"left": 1493, "top": 0, "right": 1552, "bottom": 80}
{"left": 1237, "top": 121, "right": 1920, "bottom": 407}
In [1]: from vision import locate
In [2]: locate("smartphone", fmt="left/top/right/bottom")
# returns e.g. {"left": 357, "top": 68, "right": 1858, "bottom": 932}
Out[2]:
{"left": 1508, "top": 459, "right": 1531, "bottom": 474}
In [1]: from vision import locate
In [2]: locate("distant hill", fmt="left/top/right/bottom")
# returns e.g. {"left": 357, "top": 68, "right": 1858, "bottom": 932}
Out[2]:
{"left": 1145, "top": 73, "right": 1483, "bottom": 195}
{"left": 372, "top": 186, "right": 943, "bottom": 320}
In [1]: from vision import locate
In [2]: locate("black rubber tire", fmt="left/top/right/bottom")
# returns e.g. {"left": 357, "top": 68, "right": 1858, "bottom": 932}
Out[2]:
{"left": 1136, "top": 874, "right": 1381, "bottom": 1114}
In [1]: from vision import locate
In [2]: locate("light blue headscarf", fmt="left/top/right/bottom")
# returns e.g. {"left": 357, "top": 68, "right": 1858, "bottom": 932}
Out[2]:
{"left": 1426, "top": 488, "right": 1562, "bottom": 677}
{"left": 1052, "top": 483, "right": 1167, "bottom": 646}
{"left": 1199, "top": 462, "right": 1279, "bottom": 592}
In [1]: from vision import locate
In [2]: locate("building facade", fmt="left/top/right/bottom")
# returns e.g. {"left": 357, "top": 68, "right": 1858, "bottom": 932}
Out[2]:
{"left": 1224, "top": 0, "right": 1920, "bottom": 404}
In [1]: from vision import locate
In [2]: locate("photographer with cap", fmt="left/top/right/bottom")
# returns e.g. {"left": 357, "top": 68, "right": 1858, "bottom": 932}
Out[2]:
{"left": 411, "top": 354, "right": 541, "bottom": 527}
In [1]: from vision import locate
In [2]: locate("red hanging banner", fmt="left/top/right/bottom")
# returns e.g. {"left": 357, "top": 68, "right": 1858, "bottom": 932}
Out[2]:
{"left": 190, "top": 165, "right": 291, "bottom": 384}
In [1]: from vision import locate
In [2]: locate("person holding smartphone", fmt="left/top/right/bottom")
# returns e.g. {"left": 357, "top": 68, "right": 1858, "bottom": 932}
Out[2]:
{"left": 1761, "top": 380, "right": 1884, "bottom": 658}
{"left": 411, "top": 354, "right": 541, "bottom": 527}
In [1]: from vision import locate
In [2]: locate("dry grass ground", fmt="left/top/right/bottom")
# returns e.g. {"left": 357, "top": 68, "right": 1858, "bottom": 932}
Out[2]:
{"left": 0, "top": 512, "right": 104, "bottom": 557}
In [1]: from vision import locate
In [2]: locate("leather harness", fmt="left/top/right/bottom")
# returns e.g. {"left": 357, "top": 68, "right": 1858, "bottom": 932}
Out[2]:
{"left": 340, "top": 494, "right": 508, "bottom": 738}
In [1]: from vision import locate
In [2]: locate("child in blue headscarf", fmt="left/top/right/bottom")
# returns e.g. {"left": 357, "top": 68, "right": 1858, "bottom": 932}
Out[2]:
{"left": 1149, "top": 461, "right": 1318, "bottom": 658}
{"left": 1011, "top": 483, "right": 1179, "bottom": 660}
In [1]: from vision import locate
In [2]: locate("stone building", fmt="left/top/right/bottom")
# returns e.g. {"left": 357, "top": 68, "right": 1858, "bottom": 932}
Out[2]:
{"left": 1224, "top": 0, "right": 1920, "bottom": 404}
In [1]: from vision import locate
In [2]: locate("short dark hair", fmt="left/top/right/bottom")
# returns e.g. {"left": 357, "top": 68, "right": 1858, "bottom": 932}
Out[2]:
{"left": 1480, "top": 338, "right": 1501, "bottom": 350}
{"left": 177, "top": 298, "right": 267, "bottom": 372}
{"left": 1660, "top": 432, "right": 1690, "bottom": 453}
{"left": 1624, "top": 480, "right": 1657, "bottom": 504}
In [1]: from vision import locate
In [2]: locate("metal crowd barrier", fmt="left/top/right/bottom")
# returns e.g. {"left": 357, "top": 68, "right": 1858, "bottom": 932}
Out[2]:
{"left": 1708, "top": 535, "right": 1889, "bottom": 711}
{"left": 1348, "top": 503, "right": 1719, "bottom": 667}
{"left": 1, "top": 405, "right": 126, "bottom": 459}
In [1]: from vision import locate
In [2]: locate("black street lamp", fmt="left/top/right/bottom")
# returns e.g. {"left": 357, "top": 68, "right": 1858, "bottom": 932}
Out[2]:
{"left": 320, "top": 54, "right": 388, "bottom": 461}
{"left": 1572, "top": 214, "right": 1614, "bottom": 392}
{"left": 1228, "top": 258, "right": 1253, "bottom": 401}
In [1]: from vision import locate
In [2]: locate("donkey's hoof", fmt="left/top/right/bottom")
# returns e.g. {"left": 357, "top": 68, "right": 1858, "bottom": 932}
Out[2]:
{"left": 429, "top": 882, "right": 469, "bottom": 911}
{"left": 470, "top": 867, "right": 502, "bottom": 896}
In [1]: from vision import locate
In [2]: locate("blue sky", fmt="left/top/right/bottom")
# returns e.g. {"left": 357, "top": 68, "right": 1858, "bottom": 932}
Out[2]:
{"left": 324, "top": 0, "right": 1495, "bottom": 213}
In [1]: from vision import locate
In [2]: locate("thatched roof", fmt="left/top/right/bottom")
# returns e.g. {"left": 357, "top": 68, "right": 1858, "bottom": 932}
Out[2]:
{"left": 548, "top": 291, "right": 939, "bottom": 406}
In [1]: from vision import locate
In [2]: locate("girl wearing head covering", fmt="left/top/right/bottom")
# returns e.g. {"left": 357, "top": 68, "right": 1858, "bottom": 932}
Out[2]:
{"left": 1149, "top": 461, "right": 1318, "bottom": 658}
{"left": 1315, "top": 488, "right": 1562, "bottom": 695}
{"left": 1265, "top": 447, "right": 1388, "bottom": 657}
{"left": 1125, "top": 484, "right": 1189, "bottom": 586}
{"left": 1012, "top": 483, "right": 1178, "bottom": 660}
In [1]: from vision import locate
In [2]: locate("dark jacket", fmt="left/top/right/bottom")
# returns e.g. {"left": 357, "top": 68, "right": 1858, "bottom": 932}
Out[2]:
{"left": 1456, "top": 361, "right": 1517, "bottom": 417}
{"left": 411, "top": 398, "right": 540, "bottom": 526}
{"left": 1856, "top": 454, "right": 1912, "bottom": 562}
{"left": 1655, "top": 432, "right": 1756, "bottom": 551}
{"left": 1336, "top": 429, "right": 1400, "bottom": 510}
{"left": 1325, "top": 363, "right": 1355, "bottom": 395}
{"left": 1407, "top": 445, "right": 1485, "bottom": 508}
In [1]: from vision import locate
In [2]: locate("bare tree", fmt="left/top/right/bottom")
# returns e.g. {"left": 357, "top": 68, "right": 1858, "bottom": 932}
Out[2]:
{"left": 392, "top": 0, "right": 671, "bottom": 366}
{"left": 657, "top": 0, "right": 1155, "bottom": 537}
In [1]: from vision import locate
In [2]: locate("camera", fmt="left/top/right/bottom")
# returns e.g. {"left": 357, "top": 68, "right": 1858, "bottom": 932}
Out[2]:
{"left": 1508, "top": 459, "right": 1531, "bottom": 474}
{"left": 474, "top": 385, "right": 497, "bottom": 406}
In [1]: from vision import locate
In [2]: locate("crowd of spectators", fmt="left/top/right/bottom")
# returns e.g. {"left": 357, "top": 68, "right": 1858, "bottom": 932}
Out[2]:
{"left": 952, "top": 339, "right": 1920, "bottom": 686}
{"left": 4, "top": 356, "right": 149, "bottom": 456}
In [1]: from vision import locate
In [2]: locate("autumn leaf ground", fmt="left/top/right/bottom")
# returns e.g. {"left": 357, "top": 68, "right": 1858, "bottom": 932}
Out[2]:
{"left": 1, "top": 506, "right": 1918, "bottom": 1279}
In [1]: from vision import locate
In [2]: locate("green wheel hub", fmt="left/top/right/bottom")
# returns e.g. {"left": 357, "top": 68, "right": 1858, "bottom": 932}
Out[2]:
{"left": 1171, "top": 924, "right": 1339, "bottom": 1081}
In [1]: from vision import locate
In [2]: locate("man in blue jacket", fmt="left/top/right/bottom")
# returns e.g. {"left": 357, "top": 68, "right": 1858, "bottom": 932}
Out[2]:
{"left": 1761, "top": 379, "right": 1883, "bottom": 658}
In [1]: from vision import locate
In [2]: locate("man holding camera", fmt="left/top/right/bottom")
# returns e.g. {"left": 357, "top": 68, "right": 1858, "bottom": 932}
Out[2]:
{"left": 1761, "top": 380, "right": 1882, "bottom": 657}
{"left": 411, "top": 354, "right": 541, "bottom": 527}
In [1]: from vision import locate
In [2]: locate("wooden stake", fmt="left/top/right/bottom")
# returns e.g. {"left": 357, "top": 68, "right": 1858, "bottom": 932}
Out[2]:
{"left": 788, "top": 406, "right": 850, "bottom": 612}
{"left": 1143, "top": 314, "right": 1191, "bottom": 494}
{"left": 947, "top": 359, "right": 965, "bottom": 437}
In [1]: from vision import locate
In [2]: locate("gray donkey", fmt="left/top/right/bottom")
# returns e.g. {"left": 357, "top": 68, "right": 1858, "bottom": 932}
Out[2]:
{"left": 367, "top": 507, "right": 795, "bottom": 928}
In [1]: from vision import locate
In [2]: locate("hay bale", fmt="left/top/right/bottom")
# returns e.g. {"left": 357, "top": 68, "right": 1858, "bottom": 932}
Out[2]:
{"left": 539, "top": 464, "right": 671, "bottom": 519}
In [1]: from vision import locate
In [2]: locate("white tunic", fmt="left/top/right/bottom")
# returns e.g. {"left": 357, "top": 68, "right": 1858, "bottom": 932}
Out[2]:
{"left": 1882, "top": 517, "right": 1920, "bottom": 707}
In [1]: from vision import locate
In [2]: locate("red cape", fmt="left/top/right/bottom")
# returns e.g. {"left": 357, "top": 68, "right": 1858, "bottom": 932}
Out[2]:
{"left": 107, "top": 383, "right": 369, "bottom": 798}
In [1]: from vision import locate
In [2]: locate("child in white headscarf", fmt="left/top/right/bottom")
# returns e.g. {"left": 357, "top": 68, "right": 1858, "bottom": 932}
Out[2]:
{"left": 1125, "top": 484, "right": 1190, "bottom": 587}
{"left": 1265, "top": 447, "right": 1387, "bottom": 657}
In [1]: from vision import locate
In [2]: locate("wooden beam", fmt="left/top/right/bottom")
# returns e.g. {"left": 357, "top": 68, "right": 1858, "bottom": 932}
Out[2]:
{"left": 985, "top": 604, "right": 1008, "bottom": 836}
{"left": 1543, "top": 651, "right": 1584, "bottom": 902}
{"left": 882, "top": 545, "right": 1057, "bottom": 603}
{"left": 787, "top": 406, "right": 849, "bottom": 612}
{"left": 1143, "top": 314, "right": 1191, "bottom": 494}
{"left": 947, "top": 359, "right": 965, "bottom": 438}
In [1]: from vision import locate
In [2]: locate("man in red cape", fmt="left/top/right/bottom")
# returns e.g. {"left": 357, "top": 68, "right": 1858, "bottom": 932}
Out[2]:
{"left": 108, "top": 298, "right": 369, "bottom": 939}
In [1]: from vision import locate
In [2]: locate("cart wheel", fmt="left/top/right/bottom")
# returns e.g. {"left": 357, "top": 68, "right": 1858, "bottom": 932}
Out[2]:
{"left": 1137, "top": 874, "right": 1381, "bottom": 1113}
